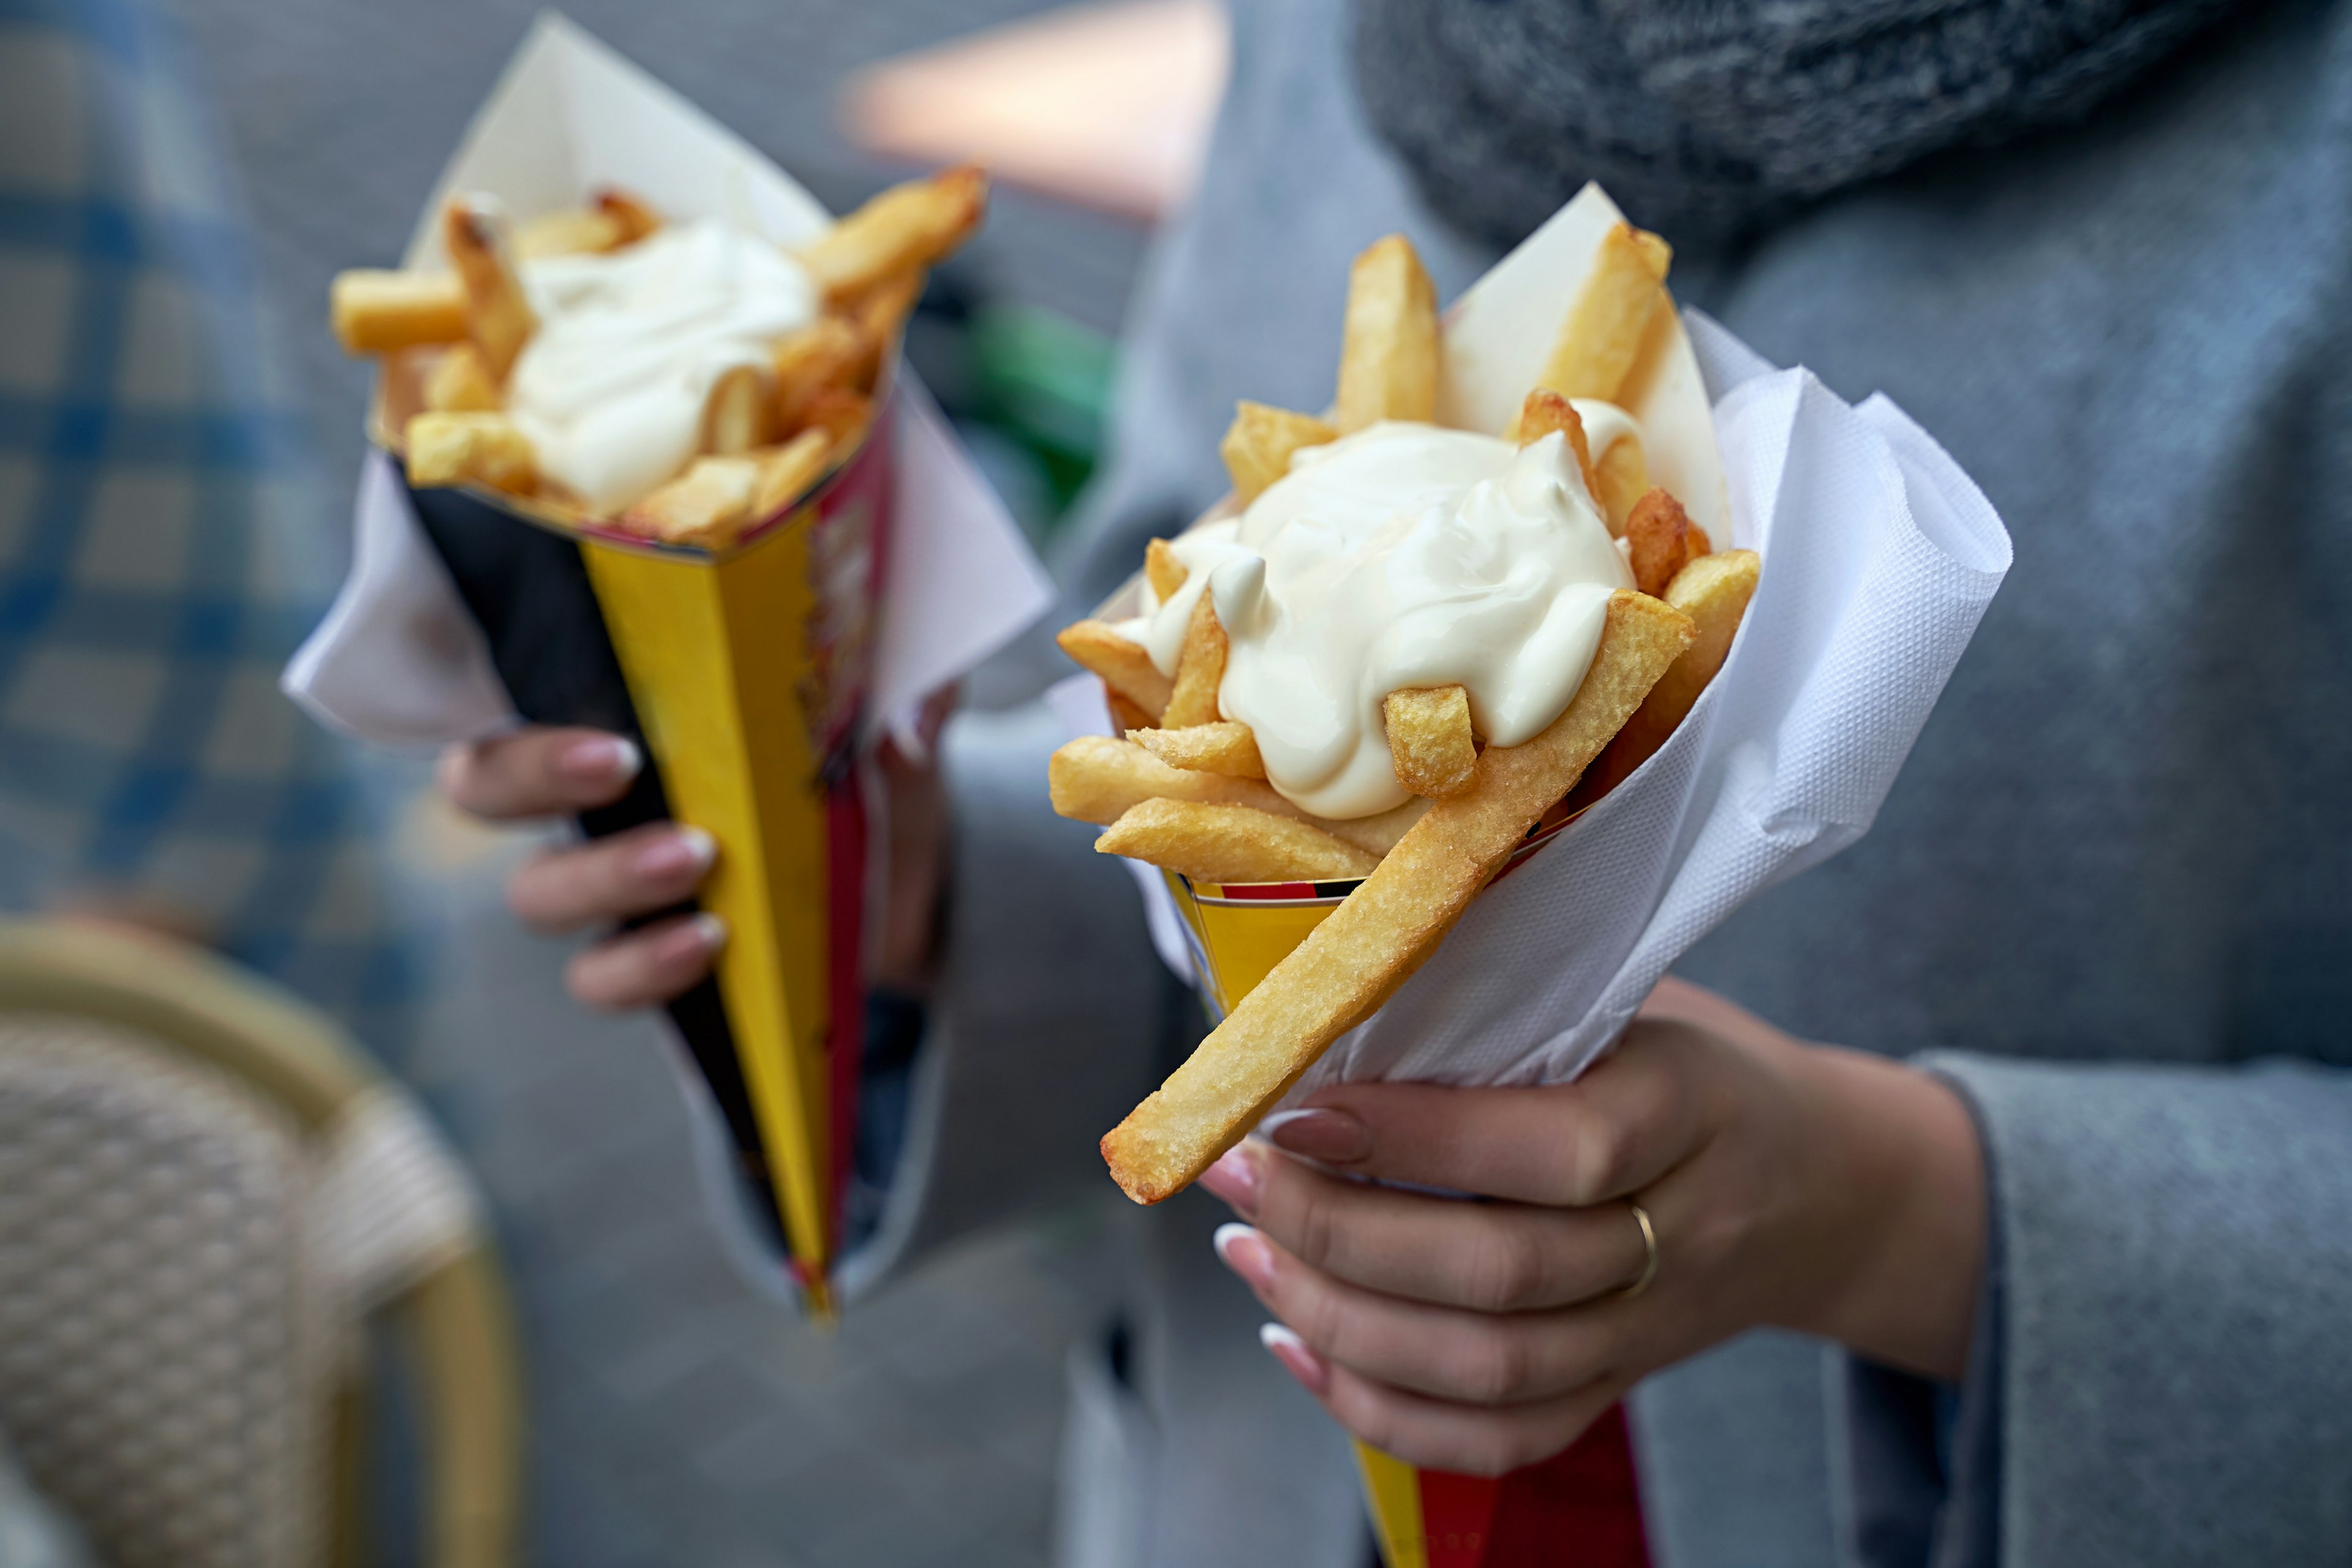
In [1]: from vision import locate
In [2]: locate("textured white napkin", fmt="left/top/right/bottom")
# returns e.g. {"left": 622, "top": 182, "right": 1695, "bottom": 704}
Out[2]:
{"left": 282, "top": 380, "right": 1053, "bottom": 751}
{"left": 1287, "top": 312, "right": 2012, "bottom": 1095}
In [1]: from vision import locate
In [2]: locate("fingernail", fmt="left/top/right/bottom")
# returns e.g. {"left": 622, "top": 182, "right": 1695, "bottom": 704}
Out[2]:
{"left": 635, "top": 826, "right": 717, "bottom": 881}
{"left": 655, "top": 913, "right": 727, "bottom": 965}
{"left": 559, "top": 734, "right": 642, "bottom": 783}
{"left": 1198, "top": 1145, "right": 1262, "bottom": 1218}
{"left": 1213, "top": 1223, "right": 1276, "bottom": 1292}
{"left": 1259, "top": 1323, "right": 1329, "bottom": 1395}
{"left": 1262, "top": 1107, "right": 1371, "bottom": 1164}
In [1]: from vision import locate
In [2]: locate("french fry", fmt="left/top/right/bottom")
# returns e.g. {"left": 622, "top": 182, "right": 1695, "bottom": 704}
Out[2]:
{"left": 751, "top": 428, "right": 836, "bottom": 520}
{"left": 796, "top": 165, "right": 987, "bottom": 304}
{"left": 1514, "top": 389, "right": 1598, "bottom": 499}
{"left": 1535, "top": 222, "right": 1672, "bottom": 404}
{"left": 330, "top": 270, "right": 467, "bottom": 354}
{"left": 443, "top": 198, "right": 538, "bottom": 380}
{"left": 1219, "top": 403, "right": 1338, "bottom": 504}
{"left": 595, "top": 187, "right": 663, "bottom": 246}
{"left": 422, "top": 344, "right": 501, "bottom": 413}
{"left": 1050, "top": 736, "right": 1425, "bottom": 858}
{"left": 1334, "top": 235, "right": 1439, "bottom": 432}
{"left": 404, "top": 412, "right": 537, "bottom": 494}
{"left": 1057, "top": 623, "right": 1174, "bottom": 722}
{"left": 1107, "top": 691, "right": 1156, "bottom": 733}
{"left": 1626, "top": 487, "right": 1694, "bottom": 598}
{"left": 1570, "top": 549, "right": 1760, "bottom": 806}
{"left": 1145, "top": 538, "right": 1187, "bottom": 603}
{"left": 1129, "top": 722, "right": 1265, "bottom": 779}
{"left": 797, "top": 386, "right": 873, "bottom": 462}
{"left": 1593, "top": 431, "right": 1649, "bottom": 535}
{"left": 703, "top": 364, "right": 772, "bottom": 455}
{"left": 1161, "top": 595, "right": 1227, "bottom": 728}
{"left": 1097, "top": 799, "right": 1379, "bottom": 884}
{"left": 850, "top": 268, "right": 925, "bottom": 386}
{"left": 623, "top": 454, "right": 763, "bottom": 547}
{"left": 1100, "top": 592, "right": 1696, "bottom": 1203}
{"left": 772, "top": 316, "right": 868, "bottom": 430}
{"left": 513, "top": 187, "right": 663, "bottom": 258}
{"left": 1384, "top": 685, "right": 1478, "bottom": 798}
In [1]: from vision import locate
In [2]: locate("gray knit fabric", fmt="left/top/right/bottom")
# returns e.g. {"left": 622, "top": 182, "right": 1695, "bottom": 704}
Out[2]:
{"left": 1353, "top": 0, "right": 2248, "bottom": 245}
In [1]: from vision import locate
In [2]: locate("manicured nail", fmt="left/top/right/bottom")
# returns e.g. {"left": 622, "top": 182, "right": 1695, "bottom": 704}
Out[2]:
{"left": 655, "top": 913, "right": 726, "bottom": 965}
{"left": 1260, "top": 1323, "right": 1329, "bottom": 1395}
{"left": 1198, "top": 1145, "right": 1262, "bottom": 1218}
{"left": 559, "top": 734, "right": 641, "bottom": 783}
{"left": 1213, "top": 1223, "right": 1276, "bottom": 1292}
{"left": 1262, "top": 1107, "right": 1371, "bottom": 1164}
{"left": 635, "top": 826, "right": 716, "bottom": 881}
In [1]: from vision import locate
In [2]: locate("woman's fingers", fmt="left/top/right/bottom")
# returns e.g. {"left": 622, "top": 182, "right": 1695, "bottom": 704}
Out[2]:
{"left": 507, "top": 823, "right": 716, "bottom": 934}
{"left": 1262, "top": 1327, "right": 1627, "bottom": 1477}
{"left": 565, "top": 913, "right": 727, "bottom": 1012}
{"left": 1202, "top": 1143, "right": 1651, "bottom": 1311}
{"left": 1215, "top": 1223, "right": 1632, "bottom": 1407}
{"left": 1268, "top": 1033, "right": 1714, "bottom": 1207}
{"left": 439, "top": 726, "right": 642, "bottom": 821}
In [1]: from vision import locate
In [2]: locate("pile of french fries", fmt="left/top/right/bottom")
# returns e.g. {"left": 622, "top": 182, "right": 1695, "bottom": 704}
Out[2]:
{"left": 1049, "top": 223, "right": 1763, "bottom": 1203}
{"left": 329, "top": 167, "right": 987, "bottom": 548}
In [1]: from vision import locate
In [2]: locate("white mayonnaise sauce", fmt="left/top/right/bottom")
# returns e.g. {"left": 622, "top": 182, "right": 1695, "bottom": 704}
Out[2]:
{"left": 505, "top": 220, "right": 818, "bottom": 513}
{"left": 1115, "top": 420, "right": 1634, "bottom": 819}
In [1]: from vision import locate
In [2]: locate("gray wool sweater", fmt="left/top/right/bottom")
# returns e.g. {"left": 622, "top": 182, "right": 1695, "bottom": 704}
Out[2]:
{"left": 858, "top": 0, "right": 2352, "bottom": 1564}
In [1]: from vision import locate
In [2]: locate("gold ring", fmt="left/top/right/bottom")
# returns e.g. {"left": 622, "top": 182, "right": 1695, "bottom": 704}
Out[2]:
{"left": 1616, "top": 1202, "right": 1659, "bottom": 1300}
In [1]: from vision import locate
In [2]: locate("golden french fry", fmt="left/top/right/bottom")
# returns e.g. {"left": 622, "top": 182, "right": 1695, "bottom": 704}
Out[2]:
{"left": 1593, "top": 429, "right": 1649, "bottom": 536}
{"left": 1384, "top": 685, "right": 1478, "bottom": 799}
{"left": 513, "top": 187, "right": 663, "bottom": 258}
{"left": 1145, "top": 538, "right": 1188, "bottom": 603}
{"left": 330, "top": 270, "right": 467, "bottom": 354}
{"left": 443, "top": 199, "right": 538, "bottom": 380}
{"left": 1101, "top": 592, "right": 1696, "bottom": 1204}
{"left": 1049, "top": 736, "right": 1424, "bottom": 858}
{"left": 1161, "top": 595, "right": 1227, "bottom": 728}
{"left": 1571, "top": 549, "right": 1760, "bottom": 806}
{"left": 1335, "top": 235, "right": 1439, "bottom": 432}
{"left": 850, "top": 268, "right": 925, "bottom": 385}
{"left": 422, "top": 344, "right": 501, "bottom": 413}
{"left": 1687, "top": 521, "right": 1713, "bottom": 558}
{"left": 1128, "top": 721, "right": 1265, "bottom": 779}
{"left": 622, "top": 455, "right": 763, "bottom": 547}
{"left": 1057, "top": 623, "right": 1173, "bottom": 722}
{"left": 1536, "top": 222, "right": 1671, "bottom": 404}
{"left": 752, "top": 428, "right": 837, "bottom": 520}
{"left": 1107, "top": 691, "right": 1156, "bottom": 734}
{"left": 404, "top": 412, "right": 537, "bottom": 494}
{"left": 1513, "top": 389, "right": 1598, "bottom": 499}
{"left": 772, "top": 316, "right": 869, "bottom": 430}
{"left": 1097, "top": 799, "right": 1379, "bottom": 884}
{"left": 595, "top": 187, "right": 663, "bottom": 246}
{"left": 1219, "top": 402, "right": 1338, "bottom": 504}
{"left": 797, "top": 386, "right": 873, "bottom": 463}
{"left": 703, "top": 365, "right": 771, "bottom": 455}
{"left": 795, "top": 166, "right": 987, "bottom": 304}
{"left": 1626, "top": 487, "right": 1694, "bottom": 598}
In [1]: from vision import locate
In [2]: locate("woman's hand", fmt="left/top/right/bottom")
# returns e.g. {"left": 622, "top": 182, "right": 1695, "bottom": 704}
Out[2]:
{"left": 1198, "top": 978, "right": 1985, "bottom": 1476}
{"left": 438, "top": 693, "right": 956, "bottom": 1013}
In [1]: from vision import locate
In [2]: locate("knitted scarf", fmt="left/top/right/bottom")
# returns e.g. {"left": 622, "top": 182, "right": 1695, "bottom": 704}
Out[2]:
{"left": 1354, "top": 0, "right": 2248, "bottom": 247}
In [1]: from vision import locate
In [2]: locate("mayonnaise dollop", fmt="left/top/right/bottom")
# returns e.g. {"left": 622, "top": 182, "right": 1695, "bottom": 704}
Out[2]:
{"left": 1117, "top": 420, "right": 1634, "bottom": 820}
{"left": 505, "top": 220, "right": 818, "bottom": 513}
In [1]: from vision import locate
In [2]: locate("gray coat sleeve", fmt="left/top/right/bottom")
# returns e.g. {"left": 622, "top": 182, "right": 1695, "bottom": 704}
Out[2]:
{"left": 1831, "top": 1054, "right": 2352, "bottom": 1568}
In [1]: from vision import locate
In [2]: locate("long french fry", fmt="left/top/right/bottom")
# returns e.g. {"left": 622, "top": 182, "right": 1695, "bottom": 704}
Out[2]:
{"left": 703, "top": 365, "right": 771, "bottom": 455}
{"left": 1129, "top": 722, "right": 1265, "bottom": 779}
{"left": 404, "top": 412, "right": 537, "bottom": 494}
{"left": 850, "top": 268, "right": 925, "bottom": 386}
{"left": 595, "top": 187, "right": 663, "bottom": 246}
{"left": 752, "top": 428, "right": 837, "bottom": 519}
{"left": 1514, "top": 389, "right": 1598, "bottom": 499}
{"left": 772, "top": 316, "right": 868, "bottom": 430}
{"left": 1626, "top": 488, "right": 1694, "bottom": 598}
{"left": 1570, "top": 549, "right": 1760, "bottom": 806}
{"left": 1050, "top": 737, "right": 1424, "bottom": 858}
{"left": 1593, "top": 431, "right": 1649, "bottom": 535}
{"left": 1335, "top": 235, "right": 1439, "bottom": 432}
{"left": 513, "top": 187, "right": 663, "bottom": 258}
{"left": 796, "top": 166, "right": 987, "bottom": 304}
{"left": 622, "top": 455, "right": 763, "bottom": 546}
{"left": 1097, "top": 799, "right": 1379, "bottom": 884}
{"left": 1161, "top": 595, "right": 1227, "bottom": 728}
{"left": 1145, "top": 538, "right": 1187, "bottom": 602}
{"left": 331, "top": 270, "right": 467, "bottom": 354}
{"left": 1101, "top": 592, "right": 1696, "bottom": 1203}
{"left": 443, "top": 199, "right": 537, "bottom": 380}
{"left": 1220, "top": 403, "right": 1338, "bottom": 504}
{"left": 422, "top": 344, "right": 501, "bottom": 413}
{"left": 1058, "top": 623, "right": 1174, "bottom": 722}
{"left": 1384, "top": 685, "right": 1477, "bottom": 798}
{"left": 1535, "top": 222, "right": 1671, "bottom": 404}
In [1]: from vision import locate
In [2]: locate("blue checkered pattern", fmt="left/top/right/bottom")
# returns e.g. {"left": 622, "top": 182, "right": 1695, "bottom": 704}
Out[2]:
{"left": 0, "top": 0, "right": 422, "bottom": 1058}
